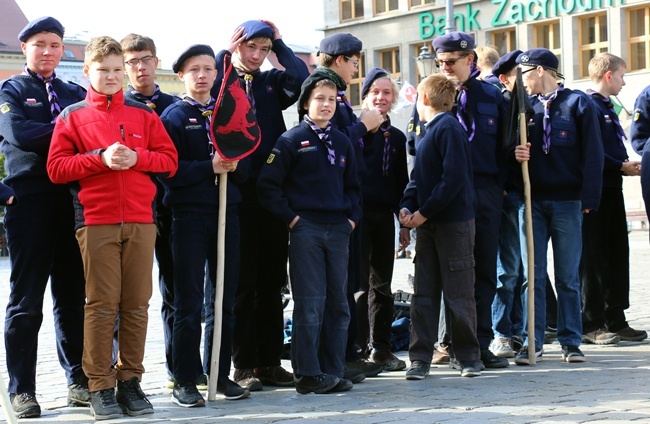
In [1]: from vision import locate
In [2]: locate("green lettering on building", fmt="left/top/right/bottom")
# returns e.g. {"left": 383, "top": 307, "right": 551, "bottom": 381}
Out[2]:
{"left": 418, "top": 4, "right": 481, "bottom": 38}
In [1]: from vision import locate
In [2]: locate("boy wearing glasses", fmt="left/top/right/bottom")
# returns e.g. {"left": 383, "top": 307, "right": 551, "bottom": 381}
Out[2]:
{"left": 432, "top": 32, "right": 509, "bottom": 370}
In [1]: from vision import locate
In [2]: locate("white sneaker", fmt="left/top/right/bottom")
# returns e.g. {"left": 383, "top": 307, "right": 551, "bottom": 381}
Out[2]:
{"left": 490, "top": 337, "right": 514, "bottom": 358}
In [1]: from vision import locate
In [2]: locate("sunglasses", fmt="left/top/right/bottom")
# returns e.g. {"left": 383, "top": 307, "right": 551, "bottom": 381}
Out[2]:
{"left": 435, "top": 56, "right": 468, "bottom": 67}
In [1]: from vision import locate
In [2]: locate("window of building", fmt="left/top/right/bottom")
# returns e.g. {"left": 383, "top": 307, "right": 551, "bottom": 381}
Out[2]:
{"left": 578, "top": 13, "right": 608, "bottom": 79}
{"left": 409, "top": 0, "right": 435, "bottom": 8}
{"left": 348, "top": 53, "right": 366, "bottom": 107}
{"left": 490, "top": 29, "right": 516, "bottom": 56}
{"left": 341, "top": 0, "right": 364, "bottom": 21}
{"left": 379, "top": 47, "right": 401, "bottom": 77}
{"left": 64, "top": 49, "right": 76, "bottom": 59}
{"left": 533, "top": 21, "right": 562, "bottom": 73}
{"left": 629, "top": 6, "right": 650, "bottom": 71}
{"left": 375, "top": 0, "right": 398, "bottom": 15}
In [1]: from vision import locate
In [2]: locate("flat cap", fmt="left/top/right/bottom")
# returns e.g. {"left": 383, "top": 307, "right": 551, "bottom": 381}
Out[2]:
{"left": 318, "top": 33, "right": 362, "bottom": 57}
{"left": 516, "top": 48, "right": 559, "bottom": 73}
{"left": 491, "top": 49, "right": 522, "bottom": 77}
{"left": 238, "top": 20, "right": 274, "bottom": 41}
{"left": 18, "top": 16, "right": 64, "bottom": 42}
{"left": 361, "top": 67, "right": 390, "bottom": 99}
{"left": 432, "top": 31, "right": 475, "bottom": 53}
{"left": 298, "top": 71, "right": 336, "bottom": 120}
{"left": 172, "top": 44, "right": 215, "bottom": 73}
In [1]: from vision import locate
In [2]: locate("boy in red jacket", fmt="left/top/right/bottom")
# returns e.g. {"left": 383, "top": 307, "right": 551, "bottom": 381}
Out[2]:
{"left": 47, "top": 35, "right": 178, "bottom": 421}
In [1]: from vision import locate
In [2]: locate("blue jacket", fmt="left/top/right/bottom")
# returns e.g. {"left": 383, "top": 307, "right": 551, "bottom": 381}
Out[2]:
{"left": 257, "top": 120, "right": 361, "bottom": 226}
{"left": 631, "top": 84, "right": 650, "bottom": 156}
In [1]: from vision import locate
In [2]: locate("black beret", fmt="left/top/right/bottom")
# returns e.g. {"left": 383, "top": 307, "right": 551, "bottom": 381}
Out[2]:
{"left": 491, "top": 49, "right": 523, "bottom": 77}
{"left": 172, "top": 44, "right": 215, "bottom": 73}
{"left": 18, "top": 16, "right": 64, "bottom": 42}
{"left": 361, "top": 67, "right": 390, "bottom": 99}
{"left": 516, "top": 48, "right": 559, "bottom": 73}
{"left": 432, "top": 31, "right": 475, "bottom": 53}
{"left": 318, "top": 33, "right": 362, "bottom": 57}
{"left": 297, "top": 71, "right": 336, "bottom": 120}
{"left": 238, "top": 20, "right": 274, "bottom": 41}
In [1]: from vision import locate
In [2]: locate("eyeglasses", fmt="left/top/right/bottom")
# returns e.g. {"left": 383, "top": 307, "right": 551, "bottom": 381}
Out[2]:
{"left": 435, "top": 56, "right": 467, "bottom": 68}
{"left": 521, "top": 67, "right": 536, "bottom": 75}
{"left": 344, "top": 56, "right": 359, "bottom": 69}
{"left": 124, "top": 55, "right": 155, "bottom": 67}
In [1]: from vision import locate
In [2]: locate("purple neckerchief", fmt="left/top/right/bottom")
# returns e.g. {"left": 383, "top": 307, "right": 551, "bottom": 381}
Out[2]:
{"left": 236, "top": 69, "right": 260, "bottom": 115}
{"left": 304, "top": 115, "right": 335, "bottom": 165}
{"left": 537, "top": 83, "right": 565, "bottom": 154}
{"left": 183, "top": 95, "right": 216, "bottom": 158}
{"left": 23, "top": 65, "right": 60, "bottom": 123}
{"left": 587, "top": 89, "right": 626, "bottom": 147}
{"left": 380, "top": 116, "right": 392, "bottom": 176}
{"left": 456, "top": 65, "right": 481, "bottom": 141}
{"left": 129, "top": 84, "right": 160, "bottom": 109}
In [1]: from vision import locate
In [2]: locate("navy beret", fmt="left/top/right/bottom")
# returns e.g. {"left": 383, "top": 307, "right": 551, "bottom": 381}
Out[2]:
{"left": 298, "top": 71, "right": 336, "bottom": 120}
{"left": 18, "top": 16, "right": 64, "bottom": 42}
{"left": 239, "top": 20, "right": 274, "bottom": 41}
{"left": 491, "top": 49, "right": 522, "bottom": 77}
{"left": 361, "top": 67, "right": 390, "bottom": 99}
{"left": 432, "top": 31, "right": 475, "bottom": 53}
{"left": 516, "top": 48, "right": 559, "bottom": 73}
{"left": 318, "top": 33, "right": 362, "bottom": 57}
{"left": 172, "top": 44, "right": 215, "bottom": 73}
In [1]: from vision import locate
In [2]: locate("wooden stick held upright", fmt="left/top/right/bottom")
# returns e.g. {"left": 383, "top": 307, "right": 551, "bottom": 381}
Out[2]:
{"left": 516, "top": 67, "right": 536, "bottom": 365}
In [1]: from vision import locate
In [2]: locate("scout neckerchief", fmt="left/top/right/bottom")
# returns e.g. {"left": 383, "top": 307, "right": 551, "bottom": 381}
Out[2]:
{"left": 537, "top": 83, "right": 565, "bottom": 154}
{"left": 380, "top": 116, "right": 392, "bottom": 176}
{"left": 304, "top": 115, "right": 335, "bottom": 165}
{"left": 128, "top": 84, "right": 160, "bottom": 109}
{"left": 183, "top": 95, "right": 216, "bottom": 158}
{"left": 455, "top": 63, "right": 481, "bottom": 141}
{"left": 23, "top": 65, "right": 61, "bottom": 123}
{"left": 587, "top": 89, "right": 626, "bottom": 148}
{"left": 235, "top": 68, "right": 260, "bottom": 115}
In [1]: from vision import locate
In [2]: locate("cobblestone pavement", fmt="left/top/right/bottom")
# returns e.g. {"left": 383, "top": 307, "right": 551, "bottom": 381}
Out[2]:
{"left": 1, "top": 231, "right": 649, "bottom": 423}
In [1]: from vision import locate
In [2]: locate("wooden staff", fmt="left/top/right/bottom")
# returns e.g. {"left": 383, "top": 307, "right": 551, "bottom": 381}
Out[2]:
{"left": 0, "top": 372, "right": 18, "bottom": 424}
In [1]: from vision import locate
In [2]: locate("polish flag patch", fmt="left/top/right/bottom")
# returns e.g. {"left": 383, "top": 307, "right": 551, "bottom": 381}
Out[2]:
{"left": 189, "top": 118, "right": 198, "bottom": 123}
{"left": 26, "top": 98, "right": 37, "bottom": 103}
{"left": 301, "top": 140, "right": 310, "bottom": 147}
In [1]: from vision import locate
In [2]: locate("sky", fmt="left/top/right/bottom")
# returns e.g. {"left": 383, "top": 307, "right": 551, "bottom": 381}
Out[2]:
{"left": 14, "top": 0, "right": 325, "bottom": 70}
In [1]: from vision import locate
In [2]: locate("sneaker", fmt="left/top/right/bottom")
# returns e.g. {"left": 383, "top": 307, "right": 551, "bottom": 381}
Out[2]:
{"left": 582, "top": 328, "right": 620, "bottom": 345}
{"left": 514, "top": 346, "right": 543, "bottom": 365}
{"left": 234, "top": 368, "right": 263, "bottom": 391}
{"left": 116, "top": 377, "right": 153, "bottom": 416}
{"left": 405, "top": 360, "right": 430, "bottom": 380}
{"left": 10, "top": 392, "right": 41, "bottom": 419}
{"left": 67, "top": 379, "right": 91, "bottom": 407}
{"left": 90, "top": 388, "right": 123, "bottom": 420}
{"left": 460, "top": 361, "right": 482, "bottom": 377}
{"left": 195, "top": 373, "right": 209, "bottom": 391}
{"left": 489, "top": 337, "right": 515, "bottom": 358}
{"left": 615, "top": 326, "right": 648, "bottom": 342}
{"left": 561, "top": 345, "right": 586, "bottom": 363}
{"left": 431, "top": 344, "right": 450, "bottom": 364}
{"left": 254, "top": 365, "right": 295, "bottom": 387}
{"left": 449, "top": 356, "right": 485, "bottom": 371}
{"left": 481, "top": 349, "right": 510, "bottom": 368}
{"left": 369, "top": 349, "right": 407, "bottom": 371}
{"left": 294, "top": 373, "right": 339, "bottom": 394}
{"left": 328, "top": 377, "right": 353, "bottom": 392}
{"left": 164, "top": 374, "right": 175, "bottom": 389}
{"left": 544, "top": 325, "right": 557, "bottom": 343}
{"left": 172, "top": 382, "right": 205, "bottom": 408}
{"left": 343, "top": 366, "right": 366, "bottom": 384}
{"left": 345, "top": 359, "right": 383, "bottom": 377}
{"left": 511, "top": 335, "right": 524, "bottom": 353}
{"left": 217, "top": 377, "right": 251, "bottom": 400}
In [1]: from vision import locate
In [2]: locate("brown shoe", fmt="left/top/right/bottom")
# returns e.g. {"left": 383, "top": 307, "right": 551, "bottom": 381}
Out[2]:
{"left": 254, "top": 366, "right": 295, "bottom": 387}
{"left": 431, "top": 344, "right": 450, "bottom": 364}
{"left": 233, "top": 368, "right": 263, "bottom": 391}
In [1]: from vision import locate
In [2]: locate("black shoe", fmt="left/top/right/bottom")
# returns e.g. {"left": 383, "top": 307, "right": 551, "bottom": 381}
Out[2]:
{"left": 450, "top": 356, "right": 485, "bottom": 371}
{"left": 116, "top": 377, "right": 154, "bottom": 416}
{"left": 172, "top": 382, "right": 205, "bottom": 408}
{"left": 254, "top": 365, "right": 295, "bottom": 387}
{"left": 343, "top": 366, "right": 366, "bottom": 384}
{"left": 481, "top": 349, "right": 509, "bottom": 368}
{"left": 90, "top": 388, "right": 123, "bottom": 420}
{"left": 514, "top": 346, "right": 544, "bottom": 365}
{"left": 370, "top": 349, "right": 407, "bottom": 371}
{"left": 328, "top": 378, "right": 353, "bottom": 392}
{"left": 405, "top": 360, "right": 430, "bottom": 380}
{"left": 460, "top": 361, "right": 482, "bottom": 377}
{"left": 294, "top": 373, "right": 339, "bottom": 394}
{"left": 217, "top": 377, "right": 250, "bottom": 400}
{"left": 561, "top": 345, "right": 586, "bottom": 363}
{"left": 10, "top": 392, "right": 41, "bottom": 419}
{"left": 615, "top": 326, "right": 648, "bottom": 342}
{"left": 67, "top": 379, "right": 91, "bottom": 407}
{"left": 345, "top": 359, "right": 383, "bottom": 377}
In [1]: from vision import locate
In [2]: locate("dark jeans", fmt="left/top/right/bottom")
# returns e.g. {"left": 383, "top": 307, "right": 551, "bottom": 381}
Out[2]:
{"left": 4, "top": 192, "right": 86, "bottom": 393}
{"left": 233, "top": 205, "right": 288, "bottom": 369}
{"left": 345, "top": 224, "right": 362, "bottom": 361}
{"left": 289, "top": 219, "right": 352, "bottom": 377}
{"left": 581, "top": 188, "right": 630, "bottom": 332}
{"left": 155, "top": 209, "right": 175, "bottom": 374}
{"left": 409, "top": 220, "right": 480, "bottom": 364}
{"left": 356, "top": 209, "right": 396, "bottom": 353}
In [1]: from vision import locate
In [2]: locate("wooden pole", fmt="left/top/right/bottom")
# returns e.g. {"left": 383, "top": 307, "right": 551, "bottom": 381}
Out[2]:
{"left": 0, "top": 372, "right": 18, "bottom": 424}
{"left": 207, "top": 172, "right": 228, "bottom": 400}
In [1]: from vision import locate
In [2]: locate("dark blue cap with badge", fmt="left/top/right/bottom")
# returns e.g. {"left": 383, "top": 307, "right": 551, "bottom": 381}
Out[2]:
{"left": 298, "top": 71, "right": 335, "bottom": 120}
{"left": 361, "top": 67, "right": 390, "bottom": 99}
{"left": 172, "top": 44, "right": 215, "bottom": 73}
{"left": 18, "top": 16, "right": 64, "bottom": 42}
{"left": 238, "top": 20, "right": 274, "bottom": 41}
{"left": 516, "top": 48, "right": 559, "bottom": 72}
{"left": 492, "top": 49, "right": 523, "bottom": 77}
{"left": 432, "top": 31, "right": 475, "bottom": 53}
{"left": 318, "top": 33, "right": 362, "bottom": 57}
